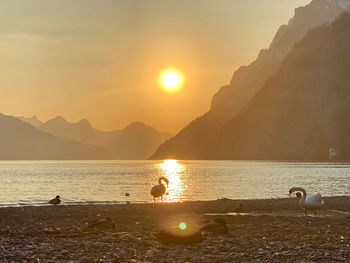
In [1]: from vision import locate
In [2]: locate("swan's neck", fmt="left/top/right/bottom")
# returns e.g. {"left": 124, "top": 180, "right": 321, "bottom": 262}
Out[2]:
{"left": 294, "top": 187, "right": 307, "bottom": 202}
{"left": 158, "top": 177, "right": 168, "bottom": 186}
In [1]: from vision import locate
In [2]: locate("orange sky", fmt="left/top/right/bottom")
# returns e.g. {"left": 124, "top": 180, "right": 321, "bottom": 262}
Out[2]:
{"left": 0, "top": 0, "right": 310, "bottom": 133}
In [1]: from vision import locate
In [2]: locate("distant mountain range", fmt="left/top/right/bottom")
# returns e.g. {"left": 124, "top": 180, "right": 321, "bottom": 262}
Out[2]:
{"left": 0, "top": 114, "right": 108, "bottom": 160}
{"left": 0, "top": 113, "right": 171, "bottom": 160}
{"left": 38, "top": 116, "right": 171, "bottom": 159}
{"left": 152, "top": 0, "right": 350, "bottom": 161}
{"left": 17, "top": 115, "right": 43, "bottom": 127}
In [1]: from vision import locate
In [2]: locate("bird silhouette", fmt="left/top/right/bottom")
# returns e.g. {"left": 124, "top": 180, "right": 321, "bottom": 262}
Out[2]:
{"left": 200, "top": 218, "right": 228, "bottom": 234}
{"left": 156, "top": 218, "right": 228, "bottom": 244}
{"left": 234, "top": 203, "right": 244, "bottom": 213}
{"left": 151, "top": 177, "right": 169, "bottom": 202}
{"left": 49, "top": 195, "right": 61, "bottom": 206}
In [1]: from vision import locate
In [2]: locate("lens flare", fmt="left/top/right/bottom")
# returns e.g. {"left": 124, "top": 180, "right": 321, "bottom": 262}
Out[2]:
{"left": 179, "top": 222, "right": 187, "bottom": 230}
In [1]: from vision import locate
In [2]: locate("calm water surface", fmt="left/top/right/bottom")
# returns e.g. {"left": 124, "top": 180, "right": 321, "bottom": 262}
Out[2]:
{"left": 0, "top": 160, "right": 349, "bottom": 207}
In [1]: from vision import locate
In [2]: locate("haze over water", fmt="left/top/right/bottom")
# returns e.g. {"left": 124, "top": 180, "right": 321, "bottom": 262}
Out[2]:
{"left": 0, "top": 160, "right": 349, "bottom": 207}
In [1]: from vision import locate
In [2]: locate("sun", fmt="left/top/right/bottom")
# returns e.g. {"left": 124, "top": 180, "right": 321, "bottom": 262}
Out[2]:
{"left": 159, "top": 68, "right": 184, "bottom": 92}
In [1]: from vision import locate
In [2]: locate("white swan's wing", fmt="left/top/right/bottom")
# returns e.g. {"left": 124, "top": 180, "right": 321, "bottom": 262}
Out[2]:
{"left": 305, "top": 193, "right": 324, "bottom": 207}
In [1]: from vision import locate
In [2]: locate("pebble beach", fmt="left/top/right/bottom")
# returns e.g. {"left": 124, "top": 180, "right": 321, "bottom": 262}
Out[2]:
{"left": 0, "top": 197, "right": 349, "bottom": 263}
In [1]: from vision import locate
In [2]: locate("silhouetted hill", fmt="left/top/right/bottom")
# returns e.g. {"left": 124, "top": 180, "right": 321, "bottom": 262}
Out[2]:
{"left": 0, "top": 114, "right": 110, "bottom": 160}
{"left": 210, "top": 13, "right": 350, "bottom": 160}
{"left": 39, "top": 117, "right": 171, "bottom": 159}
{"left": 108, "top": 122, "right": 172, "bottom": 159}
{"left": 211, "top": 0, "right": 350, "bottom": 112}
{"left": 39, "top": 116, "right": 110, "bottom": 146}
{"left": 152, "top": 0, "right": 350, "bottom": 160}
{"left": 17, "top": 115, "right": 43, "bottom": 127}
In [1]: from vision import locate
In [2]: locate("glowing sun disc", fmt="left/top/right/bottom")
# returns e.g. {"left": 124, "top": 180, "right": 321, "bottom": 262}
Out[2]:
{"left": 159, "top": 69, "right": 183, "bottom": 92}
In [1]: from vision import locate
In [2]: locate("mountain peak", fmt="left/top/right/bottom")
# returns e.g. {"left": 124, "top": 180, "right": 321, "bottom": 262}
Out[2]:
{"left": 122, "top": 122, "right": 154, "bottom": 132}
{"left": 78, "top": 118, "right": 92, "bottom": 127}
{"left": 53, "top": 115, "right": 67, "bottom": 122}
{"left": 17, "top": 115, "right": 43, "bottom": 127}
{"left": 126, "top": 122, "right": 148, "bottom": 128}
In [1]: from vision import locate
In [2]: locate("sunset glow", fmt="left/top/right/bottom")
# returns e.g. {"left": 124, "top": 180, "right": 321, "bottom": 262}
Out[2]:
{"left": 159, "top": 69, "right": 183, "bottom": 92}
{"left": 158, "top": 159, "right": 185, "bottom": 202}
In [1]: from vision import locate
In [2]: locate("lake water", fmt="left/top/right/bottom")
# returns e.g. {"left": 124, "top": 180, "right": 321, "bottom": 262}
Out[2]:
{"left": 0, "top": 160, "right": 349, "bottom": 207}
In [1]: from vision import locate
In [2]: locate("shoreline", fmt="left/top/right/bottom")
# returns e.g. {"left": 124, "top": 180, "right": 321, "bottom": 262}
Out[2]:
{"left": 1, "top": 195, "right": 349, "bottom": 209}
{"left": 1, "top": 197, "right": 350, "bottom": 262}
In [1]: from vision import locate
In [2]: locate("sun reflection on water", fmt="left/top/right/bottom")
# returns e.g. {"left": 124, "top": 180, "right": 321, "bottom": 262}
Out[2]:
{"left": 157, "top": 160, "right": 186, "bottom": 202}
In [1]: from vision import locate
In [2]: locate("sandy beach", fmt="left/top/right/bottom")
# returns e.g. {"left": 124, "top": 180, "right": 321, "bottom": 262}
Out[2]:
{"left": 0, "top": 197, "right": 349, "bottom": 263}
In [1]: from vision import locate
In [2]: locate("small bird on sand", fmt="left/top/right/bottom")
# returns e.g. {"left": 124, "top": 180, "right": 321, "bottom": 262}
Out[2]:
{"left": 49, "top": 195, "right": 61, "bottom": 206}
{"left": 234, "top": 203, "right": 244, "bottom": 213}
{"left": 125, "top": 192, "right": 130, "bottom": 197}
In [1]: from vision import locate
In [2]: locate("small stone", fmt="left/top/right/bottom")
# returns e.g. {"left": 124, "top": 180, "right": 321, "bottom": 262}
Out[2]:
{"left": 78, "top": 256, "right": 94, "bottom": 263}
{"left": 13, "top": 250, "right": 26, "bottom": 260}
{"left": 218, "top": 244, "right": 229, "bottom": 252}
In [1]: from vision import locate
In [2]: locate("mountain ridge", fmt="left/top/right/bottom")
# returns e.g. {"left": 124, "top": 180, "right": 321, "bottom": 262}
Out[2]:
{"left": 17, "top": 115, "right": 43, "bottom": 128}
{"left": 0, "top": 113, "right": 110, "bottom": 160}
{"left": 38, "top": 116, "right": 172, "bottom": 159}
{"left": 209, "top": 13, "right": 350, "bottom": 160}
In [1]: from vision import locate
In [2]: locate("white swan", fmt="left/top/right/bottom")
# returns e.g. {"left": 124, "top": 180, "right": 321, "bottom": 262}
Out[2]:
{"left": 151, "top": 177, "right": 169, "bottom": 202}
{"left": 289, "top": 187, "right": 324, "bottom": 215}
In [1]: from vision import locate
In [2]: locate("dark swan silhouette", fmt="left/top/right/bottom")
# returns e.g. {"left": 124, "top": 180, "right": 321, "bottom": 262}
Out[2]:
{"left": 234, "top": 203, "right": 244, "bottom": 213}
{"left": 156, "top": 218, "right": 228, "bottom": 244}
{"left": 49, "top": 195, "right": 61, "bottom": 205}
{"left": 151, "top": 177, "right": 169, "bottom": 202}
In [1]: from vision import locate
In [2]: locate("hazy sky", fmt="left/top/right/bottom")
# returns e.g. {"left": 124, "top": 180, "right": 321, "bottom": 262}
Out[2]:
{"left": 0, "top": 0, "right": 310, "bottom": 133}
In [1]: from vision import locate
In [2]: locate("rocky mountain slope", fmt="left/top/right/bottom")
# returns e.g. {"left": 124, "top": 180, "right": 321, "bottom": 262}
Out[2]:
{"left": 211, "top": 13, "right": 350, "bottom": 160}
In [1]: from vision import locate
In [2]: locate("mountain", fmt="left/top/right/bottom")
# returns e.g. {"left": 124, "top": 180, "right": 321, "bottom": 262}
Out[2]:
{"left": 211, "top": 0, "right": 350, "bottom": 112}
{"left": 39, "top": 117, "right": 171, "bottom": 159}
{"left": 211, "top": 13, "right": 350, "bottom": 160}
{"left": 108, "top": 122, "right": 172, "bottom": 159}
{"left": 151, "top": 0, "right": 350, "bottom": 160}
{"left": 0, "top": 114, "right": 110, "bottom": 160}
{"left": 17, "top": 115, "right": 43, "bottom": 127}
{"left": 39, "top": 116, "right": 110, "bottom": 146}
